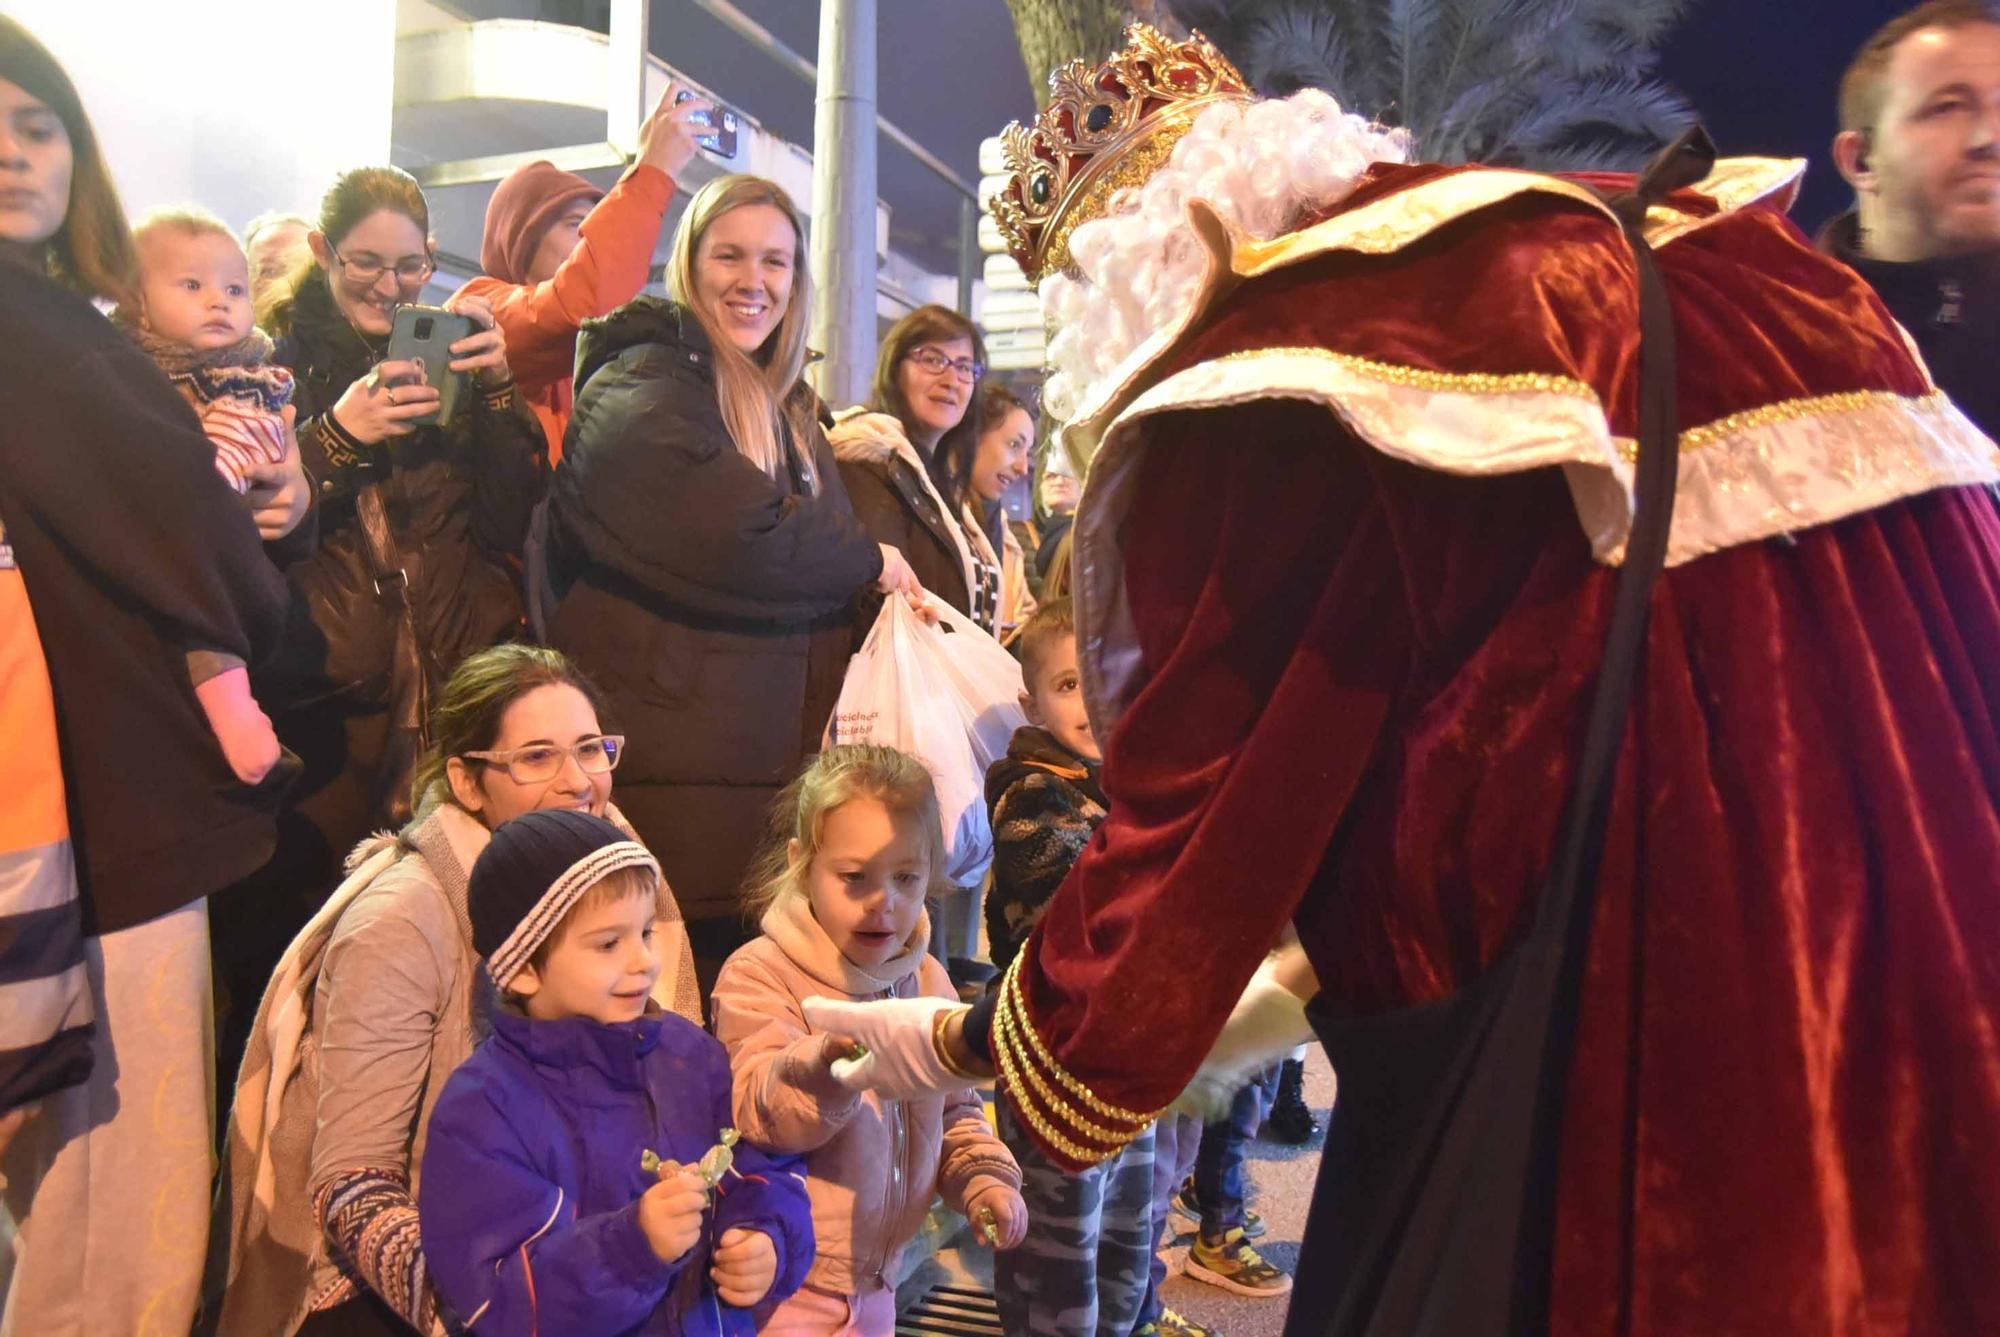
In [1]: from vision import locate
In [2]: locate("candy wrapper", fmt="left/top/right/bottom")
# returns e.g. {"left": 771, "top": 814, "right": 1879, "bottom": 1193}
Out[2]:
{"left": 640, "top": 1128, "right": 741, "bottom": 1200}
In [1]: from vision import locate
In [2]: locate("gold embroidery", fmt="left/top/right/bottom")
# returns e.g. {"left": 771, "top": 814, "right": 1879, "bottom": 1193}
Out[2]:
{"left": 1230, "top": 171, "right": 1621, "bottom": 278}
{"left": 1641, "top": 157, "right": 1808, "bottom": 249}
{"left": 992, "top": 987, "right": 1139, "bottom": 1150}
{"left": 1000, "top": 957, "right": 1164, "bottom": 1129}
{"left": 1213, "top": 345, "right": 1603, "bottom": 405}
{"left": 996, "top": 1041, "right": 1133, "bottom": 1164}
{"left": 1614, "top": 388, "right": 1956, "bottom": 461}
{"left": 1040, "top": 123, "right": 1199, "bottom": 283}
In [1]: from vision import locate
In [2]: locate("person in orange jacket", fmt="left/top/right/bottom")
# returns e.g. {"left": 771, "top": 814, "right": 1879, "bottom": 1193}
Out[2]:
{"left": 458, "top": 83, "right": 713, "bottom": 464}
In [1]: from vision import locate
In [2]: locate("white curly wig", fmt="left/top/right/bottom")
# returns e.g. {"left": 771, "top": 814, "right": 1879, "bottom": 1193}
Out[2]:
{"left": 1038, "top": 88, "right": 1411, "bottom": 429}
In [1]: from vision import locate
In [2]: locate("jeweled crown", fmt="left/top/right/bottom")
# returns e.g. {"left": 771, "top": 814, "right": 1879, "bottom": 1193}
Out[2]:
{"left": 990, "top": 23, "right": 1250, "bottom": 289}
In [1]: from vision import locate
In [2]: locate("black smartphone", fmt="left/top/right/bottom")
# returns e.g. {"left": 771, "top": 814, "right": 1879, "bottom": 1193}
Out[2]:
{"left": 384, "top": 305, "right": 475, "bottom": 429}
{"left": 674, "top": 88, "right": 740, "bottom": 159}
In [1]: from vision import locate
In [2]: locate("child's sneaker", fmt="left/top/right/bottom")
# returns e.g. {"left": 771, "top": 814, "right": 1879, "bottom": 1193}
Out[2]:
{"left": 1166, "top": 1177, "right": 1264, "bottom": 1239}
{"left": 1159, "top": 1308, "right": 1220, "bottom": 1337}
{"left": 1184, "top": 1227, "right": 1293, "bottom": 1298}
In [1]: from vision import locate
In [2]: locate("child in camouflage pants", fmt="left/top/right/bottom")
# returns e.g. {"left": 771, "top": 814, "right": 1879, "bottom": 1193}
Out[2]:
{"left": 986, "top": 602, "right": 1161, "bottom": 1335}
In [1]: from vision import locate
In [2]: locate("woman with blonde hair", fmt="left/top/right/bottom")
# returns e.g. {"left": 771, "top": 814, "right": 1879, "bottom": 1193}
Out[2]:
{"left": 549, "top": 173, "right": 920, "bottom": 995}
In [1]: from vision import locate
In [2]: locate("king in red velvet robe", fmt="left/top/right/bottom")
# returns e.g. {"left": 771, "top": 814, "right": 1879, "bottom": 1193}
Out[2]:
{"left": 993, "top": 158, "right": 2000, "bottom": 1332}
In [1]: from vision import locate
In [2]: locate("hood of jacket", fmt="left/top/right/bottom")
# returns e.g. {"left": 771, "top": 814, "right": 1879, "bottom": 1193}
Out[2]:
{"left": 984, "top": 725, "right": 1105, "bottom": 810}
{"left": 828, "top": 406, "right": 1003, "bottom": 583}
{"left": 756, "top": 892, "right": 931, "bottom": 996}
{"left": 574, "top": 295, "right": 713, "bottom": 394}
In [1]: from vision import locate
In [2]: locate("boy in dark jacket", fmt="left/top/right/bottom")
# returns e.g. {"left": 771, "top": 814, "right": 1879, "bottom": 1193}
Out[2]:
{"left": 419, "top": 809, "right": 813, "bottom": 1336}
{"left": 983, "top": 598, "right": 1107, "bottom": 975}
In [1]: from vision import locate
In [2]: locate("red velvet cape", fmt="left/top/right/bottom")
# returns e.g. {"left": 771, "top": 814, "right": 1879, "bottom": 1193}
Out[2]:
{"left": 1002, "top": 163, "right": 2000, "bottom": 1332}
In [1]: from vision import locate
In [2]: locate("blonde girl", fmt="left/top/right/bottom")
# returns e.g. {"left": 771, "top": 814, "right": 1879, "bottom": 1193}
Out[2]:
{"left": 711, "top": 746, "right": 1025, "bottom": 1336}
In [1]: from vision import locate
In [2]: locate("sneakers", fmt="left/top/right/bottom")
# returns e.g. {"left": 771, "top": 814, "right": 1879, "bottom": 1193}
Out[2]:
{"left": 1166, "top": 1178, "right": 1264, "bottom": 1239}
{"left": 1184, "top": 1227, "right": 1293, "bottom": 1298}
{"left": 1157, "top": 1308, "right": 1220, "bottom": 1337}
{"left": 1262, "top": 1057, "right": 1321, "bottom": 1144}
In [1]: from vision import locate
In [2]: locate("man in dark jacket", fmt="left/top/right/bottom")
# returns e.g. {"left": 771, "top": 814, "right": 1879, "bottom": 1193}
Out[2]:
{"left": 1822, "top": 0, "right": 2000, "bottom": 438}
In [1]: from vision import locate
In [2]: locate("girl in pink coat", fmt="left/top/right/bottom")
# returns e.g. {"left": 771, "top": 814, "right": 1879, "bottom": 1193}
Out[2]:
{"left": 711, "top": 746, "right": 1025, "bottom": 1336}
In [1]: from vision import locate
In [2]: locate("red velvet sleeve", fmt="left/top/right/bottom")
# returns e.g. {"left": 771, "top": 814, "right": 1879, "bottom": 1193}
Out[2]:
{"left": 995, "top": 404, "right": 1414, "bottom": 1168}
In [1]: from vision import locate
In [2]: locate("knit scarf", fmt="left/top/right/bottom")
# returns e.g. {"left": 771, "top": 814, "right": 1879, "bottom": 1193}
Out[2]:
{"left": 760, "top": 893, "right": 933, "bottom": 996}
{"left": 124, "top": 322, "right": 295, "bottom": 412}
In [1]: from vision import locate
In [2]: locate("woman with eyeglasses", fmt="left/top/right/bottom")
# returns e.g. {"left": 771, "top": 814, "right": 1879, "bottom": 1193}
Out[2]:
{"left": 216, "top": 167, "right": 548, "bottom": 1088}
{"left": 549, "top": 173, "right": 916, "bottom": 997}
{"left": 829, "top": 304, "right": 1013, "bottom": 636}
{"left": 211, "top": 643, "right": 700, "bottom": 1337}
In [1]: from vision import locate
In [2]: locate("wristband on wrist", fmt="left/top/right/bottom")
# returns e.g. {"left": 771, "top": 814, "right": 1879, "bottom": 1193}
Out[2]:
{"left": 931, "top": 1006, "right": 986, "bottom": 1082}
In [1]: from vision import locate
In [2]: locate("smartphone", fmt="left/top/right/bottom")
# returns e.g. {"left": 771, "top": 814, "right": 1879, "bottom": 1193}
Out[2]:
{"left": 674, "top": 88, "right": 740, "bottom": 160}
{"left": 384, "top": 305, "right": 475, "bottom": 430}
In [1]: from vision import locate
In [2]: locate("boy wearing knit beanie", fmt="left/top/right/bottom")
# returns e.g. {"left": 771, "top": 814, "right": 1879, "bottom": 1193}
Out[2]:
{"left": 418, "top": 809, "right": 815, "bottom": 1335}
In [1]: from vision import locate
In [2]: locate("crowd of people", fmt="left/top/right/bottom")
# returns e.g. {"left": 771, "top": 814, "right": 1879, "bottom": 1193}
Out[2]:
{"left": 2, "top": 1, "right": 1998, "bottom": 1335}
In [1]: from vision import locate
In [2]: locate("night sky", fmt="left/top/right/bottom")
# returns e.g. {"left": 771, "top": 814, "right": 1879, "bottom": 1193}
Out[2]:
{"left": 1658, "top": 0, "right": 1905, "bottom": 230}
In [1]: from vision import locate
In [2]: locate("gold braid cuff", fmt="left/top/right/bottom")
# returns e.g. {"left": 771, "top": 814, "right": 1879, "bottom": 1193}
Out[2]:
{"left": 991, "top": 955, "right": 1164, "bottom": 1162}
{"left": 993, "top": 986, "right": 1133, "bottom": 1163}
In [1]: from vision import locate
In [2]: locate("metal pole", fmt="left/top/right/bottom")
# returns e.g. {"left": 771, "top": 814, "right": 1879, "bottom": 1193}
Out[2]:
{"left": 607, "top": 0, "right": 649, "bottom": 153}
{"left": 958, "top": 195, "right": 979, "bottom": 317}
{"left": 689, "top": 0, "right": 975, "bottom": 202}
{"left": 809, "top": 0, "right": 878, "bottom": 408}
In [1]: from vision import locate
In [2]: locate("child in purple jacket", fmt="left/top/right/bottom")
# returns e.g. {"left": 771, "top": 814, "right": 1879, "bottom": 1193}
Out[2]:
{"left": 418, "top": 809, "right": 814, "bottom": 1336}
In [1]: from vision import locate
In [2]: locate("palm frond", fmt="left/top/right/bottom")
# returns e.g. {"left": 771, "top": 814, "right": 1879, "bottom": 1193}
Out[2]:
{"left": 1162, "top": 0, "right": 1694, "bottom": 170}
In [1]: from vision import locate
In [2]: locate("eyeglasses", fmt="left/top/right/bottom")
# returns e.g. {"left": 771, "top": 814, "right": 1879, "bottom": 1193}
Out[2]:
{"left": 461, "top": 735, "right": 625, "bottom": 784}
{"left": 330, "top": 245, "right": 435, "bottom": 285}
{"left": 905, "top": 347, "right": 983, "bottom": 383}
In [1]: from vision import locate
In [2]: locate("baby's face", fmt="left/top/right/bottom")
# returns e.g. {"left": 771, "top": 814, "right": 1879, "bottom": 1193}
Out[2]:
{"left": 138, "top": 228, "right": 253, "bottom": 351}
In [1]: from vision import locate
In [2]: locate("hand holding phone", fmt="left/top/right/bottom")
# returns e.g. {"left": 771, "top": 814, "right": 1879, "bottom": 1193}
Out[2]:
{"left": 641, "top": 83, "right": 709, "bottom": 178}
{"left": 385, "top": 306, "right": 475, "bottom": 430}
{"left": 674, "top": 87, "right": 739, "bottom": 159}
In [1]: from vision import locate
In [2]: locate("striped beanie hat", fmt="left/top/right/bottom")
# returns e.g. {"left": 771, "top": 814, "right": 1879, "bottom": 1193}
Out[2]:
{"left": 470, "top": 809, "right": 660, "bottom": 988}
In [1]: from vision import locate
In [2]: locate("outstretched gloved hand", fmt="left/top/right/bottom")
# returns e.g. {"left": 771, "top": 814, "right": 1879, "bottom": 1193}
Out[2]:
{"left": 1172, "top": 948, "right": 1318, "bottom": 1119}
{"left": 800, "top": 994, "right": 982, "bottom": 1101}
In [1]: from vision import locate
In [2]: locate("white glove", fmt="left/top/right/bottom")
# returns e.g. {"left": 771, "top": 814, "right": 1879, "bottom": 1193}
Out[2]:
{"left": 1171, "top": 953, "right": 1315, "bottom": 1118}
{"left": 800, "top": 994, "right": 982, "bottom": 1100}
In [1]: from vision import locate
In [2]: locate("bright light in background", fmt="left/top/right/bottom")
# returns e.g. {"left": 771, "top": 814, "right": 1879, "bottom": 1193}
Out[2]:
{"left": 8, "top": 0, "right": 396, "bottom": 231}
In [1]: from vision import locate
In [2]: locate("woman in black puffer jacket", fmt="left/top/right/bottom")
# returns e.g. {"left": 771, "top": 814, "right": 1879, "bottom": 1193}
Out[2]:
{"left": 551, "top": 174, "right": 920, "bottom": 994}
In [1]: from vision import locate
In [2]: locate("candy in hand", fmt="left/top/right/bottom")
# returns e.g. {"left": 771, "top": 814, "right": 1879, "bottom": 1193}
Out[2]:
{"left": 697, "top": 1128, "right": 740, "bottom": 1189}
{"left": 641, "top": 1128, "right": 741, "bottom": 1195}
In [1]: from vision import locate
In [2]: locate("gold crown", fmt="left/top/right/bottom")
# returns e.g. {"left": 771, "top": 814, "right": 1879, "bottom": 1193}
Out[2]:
{"left": 990, "top": 23, "right": 1250, "bottom": 289}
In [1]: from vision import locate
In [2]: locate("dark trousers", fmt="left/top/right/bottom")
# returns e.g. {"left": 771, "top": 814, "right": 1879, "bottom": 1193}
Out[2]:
{"left": 1192, "top": 1069, "right": 1275, "bottom": 1237}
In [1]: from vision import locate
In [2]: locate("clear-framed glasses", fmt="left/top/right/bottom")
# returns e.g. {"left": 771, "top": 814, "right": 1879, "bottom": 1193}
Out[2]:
{"left": 330, "top": 245, "right": 436, "bottom": 285}
{"left": 461, "top": 735, "right": 625, "bottom": 784}
{"left": 905, "top": 346, "right": 983, "bottom": 383}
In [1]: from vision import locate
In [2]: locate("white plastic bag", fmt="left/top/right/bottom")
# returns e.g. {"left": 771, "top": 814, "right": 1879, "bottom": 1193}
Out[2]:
{"left": 826, "top": 595, "right": 1027, "bottom": 886}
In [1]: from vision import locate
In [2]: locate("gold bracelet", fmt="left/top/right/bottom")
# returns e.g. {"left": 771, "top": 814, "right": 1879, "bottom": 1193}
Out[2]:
{"left": 931, "top": 1006, "right": 987, "bottom": 1082}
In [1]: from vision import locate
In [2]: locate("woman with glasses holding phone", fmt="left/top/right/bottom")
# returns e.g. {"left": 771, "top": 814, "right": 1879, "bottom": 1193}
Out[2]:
{"left": 215, "top": 167, "right": 549, "bottom": 1090}
{"left": 829, "top": 305, "right": 1010, "bottom": 636}
{"left": 211, "top": 643, "right": 700, "bottom": 1337}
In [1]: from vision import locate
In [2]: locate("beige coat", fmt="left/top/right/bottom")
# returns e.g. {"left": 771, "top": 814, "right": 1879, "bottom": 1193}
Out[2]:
{"left": 711, "top": 897, "right": 1020, "bottom": 1293}
{"left": 210, "top": 801, "right": 699, "bottom": 1335}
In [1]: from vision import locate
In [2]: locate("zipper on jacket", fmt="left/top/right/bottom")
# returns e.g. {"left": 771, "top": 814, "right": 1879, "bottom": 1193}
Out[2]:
{"left": 870, "top": 980, "right": 908, "bottom": 1285}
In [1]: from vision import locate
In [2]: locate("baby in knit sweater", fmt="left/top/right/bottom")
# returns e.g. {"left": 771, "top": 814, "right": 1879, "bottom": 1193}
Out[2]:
{"left": 124, "top": 208, "right": 295, "bottom": 493}
{"left": 120, "top": 208, "right": 288, "bottom": 786}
